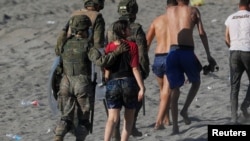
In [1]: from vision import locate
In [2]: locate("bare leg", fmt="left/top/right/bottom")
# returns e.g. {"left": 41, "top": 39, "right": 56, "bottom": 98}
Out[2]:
{"left": 163, "top": 94, "right": 171, "bottom": 126}
{"left": 180, "top": 82, "right": 200, "bottom": 125}
{"left": 121, "top": 109, "right": 135, "bottom": 141}
{"left": 104, "top": 109, "right": 120, "bottom": 141}
{"left": 170, "top": 88, "right": 180, "bottom": 134}
{"left": 162, "top": 75, "right": 171, "bottom": 126}
{"left": 155, "top": 75, "right": 170, "bottom": 129}
{"left": 112, "top": 117, "right": 121, "bottom": 141}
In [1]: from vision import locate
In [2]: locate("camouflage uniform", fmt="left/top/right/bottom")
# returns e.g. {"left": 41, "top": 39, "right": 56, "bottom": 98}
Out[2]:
{"left": 128, "top": 22, "right": 150, "bottom": 79}
{"left": 55, "top": 0, "right": 105, "bottom": 56}
{"left": 69, "top": 9, "right": 105, "bottom": 49}
{"left": 54, "top": 15, "right": 127, "bottom": 141}
{"left": 54, "top": 36, "right": 92, "bottom": 141}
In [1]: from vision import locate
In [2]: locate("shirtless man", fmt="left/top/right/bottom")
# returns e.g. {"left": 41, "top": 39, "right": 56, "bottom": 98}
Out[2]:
{"left": 165, "top": 0, "right": 217, "bottom": 134}
{"left": 146, "top": 0, "right": 177, "bottom": 130}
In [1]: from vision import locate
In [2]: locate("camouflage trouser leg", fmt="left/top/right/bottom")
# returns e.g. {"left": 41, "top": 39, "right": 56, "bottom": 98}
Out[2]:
{"left": 77, "top": 96, "right": 90, "bottom": 121}
{"left": 74, "top": 75, "right": 93, "bottom": 136}
{"left": 56, "top": 75, "right": 92, "bottom": 140}
{"left": 54, "top": 136, "right": 63, "bottom": 141}
{"left": 54, "top": 120, "right": 69, "bottom": 141}
{"left": 73, "top": 75, "right": 92, "bottom": 140}
{"left": 57, "top": 75, "right": 74, "bottom": 116}
{"left": 75, "top": 124, "right": 89, "bottom": 141}
{"left": 54, "top": 76, "right": 73, "bottom": 141}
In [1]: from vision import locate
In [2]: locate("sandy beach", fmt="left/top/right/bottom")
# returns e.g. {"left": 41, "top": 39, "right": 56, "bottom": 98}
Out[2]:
{"left": 0, "top": 0, "right": 249, "bottom": 140}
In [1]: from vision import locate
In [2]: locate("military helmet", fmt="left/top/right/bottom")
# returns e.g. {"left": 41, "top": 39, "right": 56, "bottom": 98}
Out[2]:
{"left": 84, "top": 0, "right": 105, "bottom": 10}
{"left": 69, "top": 15, "right": 91, "bottom": 31}
{"left": 117, "top": 0, "right": 138, "bottom": 16}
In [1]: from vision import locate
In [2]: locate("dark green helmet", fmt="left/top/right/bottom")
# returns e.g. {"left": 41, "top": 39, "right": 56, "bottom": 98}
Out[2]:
{"left": 69, "top": 15, "right": 91, "bottom": 32}
{"left": 117, "top": 0, "right": 138, "bottom": 16}
{"left": 84, "top": 0, "right": 105, "bottom": 10}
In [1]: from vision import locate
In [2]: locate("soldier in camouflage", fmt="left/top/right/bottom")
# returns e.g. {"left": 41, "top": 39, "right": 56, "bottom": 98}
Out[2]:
{"left": 55, "top": 0, "right": 105, "bottom": 56}
{"left": 105, "top": 0, "right": 150, "bottom": 140}
{"left": 53, "top": 15, "right": 128, "bottom": 141}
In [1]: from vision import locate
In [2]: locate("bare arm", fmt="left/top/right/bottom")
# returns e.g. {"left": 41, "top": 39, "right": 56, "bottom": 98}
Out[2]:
{"left": 104, "top": 69, "right": 110, "bottom": 81}
{"left": 132, "top": 67, "right": 145, "bottom": 102}
{"left": 146, "top": 22, "right": 155, "bottom": 52}
{"left": 225, "top": 26, "right": 230, "bottom": 48}
{"left": 195, "top": 8, "right": 211, "bottom": 58}
{"left": 195, "top": 7, "right": 217, "bottom": 65}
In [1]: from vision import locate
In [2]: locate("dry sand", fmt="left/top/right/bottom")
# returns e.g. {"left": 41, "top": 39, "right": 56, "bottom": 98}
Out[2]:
{"left": 0, "top": 0, "right": 249, "bottom": 140}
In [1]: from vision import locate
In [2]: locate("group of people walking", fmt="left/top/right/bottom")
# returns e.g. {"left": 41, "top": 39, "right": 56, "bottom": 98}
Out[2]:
{"left": 51, "top": 0, "right": 250, "bottom": 141}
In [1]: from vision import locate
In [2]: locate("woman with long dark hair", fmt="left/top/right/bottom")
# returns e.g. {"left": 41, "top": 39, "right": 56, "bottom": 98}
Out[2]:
{"left": 103, "top": 19, "right": 145, "bottom": 141}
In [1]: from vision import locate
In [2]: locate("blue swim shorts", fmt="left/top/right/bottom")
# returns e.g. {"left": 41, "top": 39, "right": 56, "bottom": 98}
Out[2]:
{"left": 152, "top": 53, "right": 168, "bottom": 78}
{"left": 166, "top": 45, "right": 202, "bottom": 89}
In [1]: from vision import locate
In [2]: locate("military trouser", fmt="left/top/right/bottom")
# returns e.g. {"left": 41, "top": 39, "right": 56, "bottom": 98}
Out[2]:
{"left": 54, "top": 121, "right": 89, "bottom": 141}
{"left": 54, "top": 74, "right": 93, "bottom": 141}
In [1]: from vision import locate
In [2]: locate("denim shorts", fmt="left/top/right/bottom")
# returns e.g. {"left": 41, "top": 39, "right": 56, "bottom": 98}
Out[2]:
{"left": 152, "top": 53, "right": 168, "bottom": 78}
{"left": 105, "top": 77, "right": 139, "bottom": 109}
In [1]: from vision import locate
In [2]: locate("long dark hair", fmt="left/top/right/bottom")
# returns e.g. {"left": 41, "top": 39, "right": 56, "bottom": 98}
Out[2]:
{"left": 112, "top": 19, "right": 129, "bottom": 40}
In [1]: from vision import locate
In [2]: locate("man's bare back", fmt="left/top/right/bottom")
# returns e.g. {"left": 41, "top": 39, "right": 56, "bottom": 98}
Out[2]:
{"left": 147, "top": 13, "right": 170, "bottom": 54}
{"left": 146, "top": 0, "right": 178, "bottom": 130}
{"left": 166, "top": 4, "right": 203, "bottom": 47}
{"left": 165, "top": 0, "right": 216, "bottom": 134}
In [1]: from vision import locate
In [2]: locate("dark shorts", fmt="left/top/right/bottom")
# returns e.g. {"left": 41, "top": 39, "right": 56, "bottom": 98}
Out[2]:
{"left": 105, "top": 77, "right": 139, "bottom": 109}
{"left": 166, "top": 45, "right": 202, "bottom": 89}
{"left": 152, "top": 53, "right": 168, "bottom": 78}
